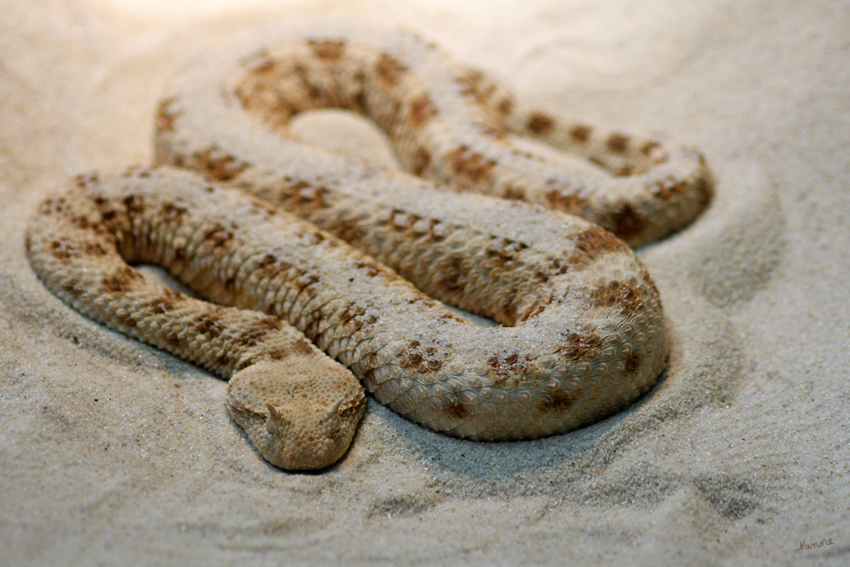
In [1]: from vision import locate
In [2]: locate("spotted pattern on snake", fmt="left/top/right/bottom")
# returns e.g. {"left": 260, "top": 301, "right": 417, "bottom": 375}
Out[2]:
{"left": 26, "top": 20, "right": 712, "bottom": 470}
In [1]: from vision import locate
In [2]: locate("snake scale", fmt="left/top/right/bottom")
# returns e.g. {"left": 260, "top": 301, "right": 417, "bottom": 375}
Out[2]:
{"left": 25, "top": 20, "right": 712, "bottom": 470}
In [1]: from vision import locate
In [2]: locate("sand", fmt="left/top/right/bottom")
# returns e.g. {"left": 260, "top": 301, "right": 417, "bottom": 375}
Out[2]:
{"left": 1, "top": 0, "right": 848, "bottom": 565}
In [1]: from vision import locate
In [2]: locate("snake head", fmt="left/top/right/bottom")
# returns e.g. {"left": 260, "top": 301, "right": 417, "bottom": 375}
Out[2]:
{"left": 226, "top": 359, "right": 366, "bottom": 471}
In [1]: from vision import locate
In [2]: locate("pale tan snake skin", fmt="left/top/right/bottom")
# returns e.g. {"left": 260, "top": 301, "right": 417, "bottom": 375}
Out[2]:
{"left": 26, "top": 20, "right": 712, "bottom": 470}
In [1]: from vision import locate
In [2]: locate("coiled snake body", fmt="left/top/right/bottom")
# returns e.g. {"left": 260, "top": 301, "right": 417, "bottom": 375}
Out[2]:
{"left": 25, "top": 21, "right": 712, "bottom": 470}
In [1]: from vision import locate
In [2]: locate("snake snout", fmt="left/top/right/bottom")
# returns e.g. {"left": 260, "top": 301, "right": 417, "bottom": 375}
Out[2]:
{"left": 259, "top": 393, "right": 364, "bottom": 471}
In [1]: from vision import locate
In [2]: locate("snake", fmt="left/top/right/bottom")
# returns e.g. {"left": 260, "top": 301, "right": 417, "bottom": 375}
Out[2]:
{"left": 25, "top": 20, "right": 712, "bottom": 470}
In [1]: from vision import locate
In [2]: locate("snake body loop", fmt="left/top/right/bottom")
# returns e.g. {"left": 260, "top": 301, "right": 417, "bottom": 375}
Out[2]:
{"left": 26, "top": 21, "right": 712, "bottom": 469}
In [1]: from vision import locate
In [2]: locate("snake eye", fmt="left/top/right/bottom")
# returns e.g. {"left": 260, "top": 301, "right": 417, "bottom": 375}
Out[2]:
{"left": 325, "top": 396, "right": 346, "bottom": 436}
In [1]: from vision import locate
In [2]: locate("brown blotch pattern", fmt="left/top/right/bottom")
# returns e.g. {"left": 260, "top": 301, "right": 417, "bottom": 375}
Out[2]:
{"left": 353, "top": 260, "right": 381, "bottom": 278}
{"left": 484, "top": 352, "right": 532, "bottom": 387}
{"left": 641, "top": 139, "right": 662, "bottom": 156}
{"left": 75, "top": 172, "right": 100, "bottom": 187}
{"left": 302, "top": 309, "right": 324, "bottom": 339}
{"left": 625, "top": 353, "right": 642, "bottom": 374}
{"left": 606, "top": 132, "right": 630, "bottom": 153}
{"left": 279, "top": 179, "right": 329, "bottom": 210}
{"left": 331, "top": 218, "right": 367, "bottom": 245}
{"left": 49, "top": 239, "right": 107, "bottom": 261}
{"left": 539, "top": 389, "right": 584, "bottom": 414}
{"left": 203, "top": 223, "right": 234, "bottom": 248}
{"left": 443, "top": 402, "right": 471, "bottom": 420}
{"left": 194, "top": 312, "right": 224, "bottom": 338}
{"left": 487, "top": 353, "right": 523, "bottom": 370}
{"left": 534, "top": 226, "right": 624, "bottom": 282}
{"left": 376, "top": 53, "right": 407, "bottom": 86}
{"left": 544, "top": 189, "right": 589, "bottom": 213}
{"left": 291, "top": 339, "right": 314, "bottom": 356}
{"left": 398, "top": 340, "right": 443, "bottom": 373}
{"left": 386, "top": 208, "right": 428, "bottom": 236}
{"left": 337, "top": 304, "right": 377, "bottom": 333}
{"left": 38, "top": 197, "right": 69, "bottom": 217}
{"left": 485, "top": 236, "right": 528, "bottom": 265}
{"left": 449, "top": 146, "right": 496, "bottom": 184}
{"left": 570, "top": 124, "right": 592, "bottom": 143}
{"left": 527, "top": 112, "right": 555, "bottom": 135}
{"left": 147, "top": 294, "right": 179, "bottom": 315}
{"left": 291, "top": 272, "right": 321, "bottom": 302}
{"left": 696, "top": 176, "right": 714, "bottom": 209}
{"left": 194, "top": 147, "right": 250, "bottom": 182}
{"left": 496, "top": 97, "right": 513, "bottom": 116}
{"left": 401, "top": 351, "right": 422, "bottom": 368}
{"left": 338, "top": 304, "right": 364, "bottom": 327}
{"left": 533, "top": 257, "right": 568, "bottom": 284}
{"left": 348, "top": 69, "right": 369, "bottom": 111}
{"left": 122, "top": 194, "right": 145, "bottom": 216}
{"left": 239, "top": 316, "right": 283, "bottom": 347}
{"left": 297, "top": 229, "right": 330, "bottom": 247}
{"left": 165, "top": 332, "right": 184, "bottom": 351}
{"left": 408, "top": 93, "right": 437, "bottom": 128}
{"left": 214, "top": 353, "right": 232, "bottom": 369}
{"left": 572, "top": 226, "right": 627, "bottom": 261}
{"left": 456, "top": 69, "right": 486, "bottom": 102}
{"left": 559, "top": 332, "right": 602, "bottom": 360}
{"left": 590, "top": 279, "right": 643, "bottom": 314}
{"left": 60, "top": 278, "right": 84, "bottom": 298}
{"left": 307, "top": 39, "right": 346, "bottom": 60}
{"left": 115, "top": 310, "right": 137, "bottom": 329}
{"left": 160, "top": 202, "right": 187, "bottom": 223}
{"left": 156, "top": 97, "right": 181, "bottom": 133}
{"left": 252, "top": 200, "right": 278, "bottom": 218}
{"left": 607, "top": 204, "right": 645, "bottom": 241}
{"left": 650, "top": 180, "right": 687, "bottom": 200}
{"left": 410, "top": 147, "right": 431, "bottom": 175}
{"left": 503, "top": 185, "right": 526, "bottom": 200}
{"left": 102, "top": 266, "right": 141, "bottom": 294}
{"left": 433, "top": 253, "right": 465, "bottom": 293}
{"left": 255, "top": 253, "right": 282, "bottom": 275}
{"left": 88, "top": 195, "right": 119, "bottom": 226}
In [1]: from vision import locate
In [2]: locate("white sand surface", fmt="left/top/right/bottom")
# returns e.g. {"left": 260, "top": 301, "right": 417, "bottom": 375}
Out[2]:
{"left": 1, "top": 1, "right": 848, "bottom": 565}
